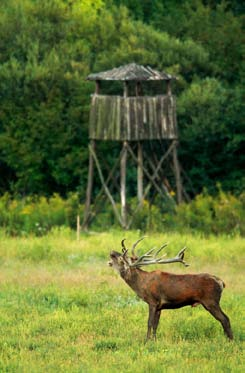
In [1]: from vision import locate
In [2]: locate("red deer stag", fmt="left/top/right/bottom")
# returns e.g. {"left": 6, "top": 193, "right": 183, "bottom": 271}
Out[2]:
{"left": 108, "top": 238, "right": 233, "bottom": 341}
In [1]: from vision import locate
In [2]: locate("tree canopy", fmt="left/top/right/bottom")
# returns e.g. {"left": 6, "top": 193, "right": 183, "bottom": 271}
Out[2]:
{"left": 0, "top": 0, "right": 244, "bottom": 197}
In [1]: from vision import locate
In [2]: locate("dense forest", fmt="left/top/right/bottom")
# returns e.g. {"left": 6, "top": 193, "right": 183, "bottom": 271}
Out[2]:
{"left": 0, "top": 0, "right": 244, "bottom": 199}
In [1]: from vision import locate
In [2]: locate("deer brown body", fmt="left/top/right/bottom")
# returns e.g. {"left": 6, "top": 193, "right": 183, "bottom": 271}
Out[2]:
{"left": 109, "top": 239, "right": 233, "bottom": 341}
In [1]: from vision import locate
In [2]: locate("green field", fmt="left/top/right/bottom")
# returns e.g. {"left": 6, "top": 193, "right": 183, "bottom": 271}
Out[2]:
{"left": 0, "top": 228, "right": 244, "bottom": 372}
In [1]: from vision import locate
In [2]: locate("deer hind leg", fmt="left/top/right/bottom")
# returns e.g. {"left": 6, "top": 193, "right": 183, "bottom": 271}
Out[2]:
{"left": 204, "top": 303, "right": 233, "bottom": 340}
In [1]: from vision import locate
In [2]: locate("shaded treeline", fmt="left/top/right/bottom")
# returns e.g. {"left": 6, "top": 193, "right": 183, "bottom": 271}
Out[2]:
{"left": 0, "top": 0, "right": 244, "bottom": 198}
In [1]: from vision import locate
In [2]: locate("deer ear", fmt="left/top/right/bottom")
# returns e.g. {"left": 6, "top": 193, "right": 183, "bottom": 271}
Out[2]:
{"left": 130, "top": 256, "right": 138, "bottom": 262}
{"left": 119, "top": 256, "right": 129, "bottom": 266}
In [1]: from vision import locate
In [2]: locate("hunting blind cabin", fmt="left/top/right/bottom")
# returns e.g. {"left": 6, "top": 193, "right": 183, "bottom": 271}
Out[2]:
{"left": 83, "top": 63, "right": 184, "bottom": 229}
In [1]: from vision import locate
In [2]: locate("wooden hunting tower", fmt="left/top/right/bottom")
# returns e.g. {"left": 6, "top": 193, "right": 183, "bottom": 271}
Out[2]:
{"left": 83, "top": 63, "right": 183, "bottom": 229}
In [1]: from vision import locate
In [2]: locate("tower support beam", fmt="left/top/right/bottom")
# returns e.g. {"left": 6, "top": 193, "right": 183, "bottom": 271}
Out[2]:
{"left": 121, "top": 141, "right": 128, "bottom": 229}
{"left": 137, "top": 141, "right": 144, "bottom": 205}
{"left": 172, "top": 140, "right": 182, "bottom": 204}
{"left": 83, "top": 139, "right": 95, "bottom": 230}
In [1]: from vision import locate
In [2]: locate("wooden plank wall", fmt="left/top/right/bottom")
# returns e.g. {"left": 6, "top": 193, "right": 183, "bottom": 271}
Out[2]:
{"left": 89, "top": 95, "right": 178, "bottom": 140}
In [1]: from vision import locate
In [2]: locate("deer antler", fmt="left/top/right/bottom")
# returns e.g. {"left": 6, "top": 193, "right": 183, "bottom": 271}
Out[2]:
{"left": 130, "top": 244, "right": 189, "bottom": 268}
{"left": 131, "top": 236, "right": 146, "bottom": 257}
{"left": 121, "top": 239, "right": 128, "bottom": 256}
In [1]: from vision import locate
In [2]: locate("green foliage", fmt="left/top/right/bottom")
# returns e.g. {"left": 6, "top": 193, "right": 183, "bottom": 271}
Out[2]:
{"left": 167, "top": 187, "right": 245, "bottom": 236}
{"left": 0, "top": 192, "right": 83, "bottom": 236}
{"left": 0, "top": 0, "right": 244, "bottom": 197}
{"left": 178, "top": 79, "right": 245, "bottom": 194}
{"left": 114, "top": 0, "right": 244, "bottom": 82}
{"left": 0, "top": 189, "right": 244, "bottom": 236}
{"left": 107, "top": 0, "right": 245, "bottom": 195}
{"left": 87, "top": 189, "right": 245, "bottom": 236}
{"left": 129, "top": 199, "right": 162, "bottom": 232}
{"left": 0, "top": 0, "right": 92, "bottom": 195}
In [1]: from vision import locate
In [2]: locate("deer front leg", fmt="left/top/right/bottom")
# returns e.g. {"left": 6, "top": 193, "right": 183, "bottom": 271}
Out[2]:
{"left": 146, "top": 305, "right": 160, "bottom": 342}
{"left": 153, "top": 309, "right": 161, "bottom": 339}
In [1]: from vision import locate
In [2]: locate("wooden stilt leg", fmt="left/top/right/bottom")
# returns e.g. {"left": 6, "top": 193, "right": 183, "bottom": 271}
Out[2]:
{"left": 89, "top": 143, "right": 123, "bottom": 226}
{"left": 137, "top": 141, "right": 143, "bottom": 205}
{"left": 172, "top": 140, "right": 182, "bottom": 204}
{"left": 82, "top": 140, "right": 95, "bottom": 230}
{"left": 121, "top": 141, "right": 127, "bottom": 229}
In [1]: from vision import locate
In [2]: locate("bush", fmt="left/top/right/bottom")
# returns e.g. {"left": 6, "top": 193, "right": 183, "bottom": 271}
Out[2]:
{"left": 166, "top": 187, "right": 245, "bottom": 236}
{"left": 0, "top": 188, "right": 244, "bottom": 236}
{"left": 0, "top": 193, "right": 83, "bottom": 236}
{"left": 90, "top": 197, "right": 165, "bottom": 232}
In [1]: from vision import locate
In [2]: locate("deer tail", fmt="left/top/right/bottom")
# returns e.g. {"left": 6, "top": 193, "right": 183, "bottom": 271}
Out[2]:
{"left": 217, "top": 277, "right": 226, "bottom": 290}
{"left": 212, "top": 275, "right": 226, "bottom": 290}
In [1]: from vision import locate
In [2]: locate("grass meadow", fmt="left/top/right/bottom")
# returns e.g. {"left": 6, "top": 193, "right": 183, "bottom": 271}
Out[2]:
{"left": 0, "top": 228, "right": 244, "bottom": 372}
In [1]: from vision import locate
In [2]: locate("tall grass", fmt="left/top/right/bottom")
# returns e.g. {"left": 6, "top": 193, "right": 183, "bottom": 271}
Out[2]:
{"left": 0, "top": 229, "right": 244, "bottom": 372}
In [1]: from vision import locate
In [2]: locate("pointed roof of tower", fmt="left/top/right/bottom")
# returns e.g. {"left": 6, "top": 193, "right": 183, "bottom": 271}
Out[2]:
{"left": 87, "top": 63, "right": 176, "bottom": 81}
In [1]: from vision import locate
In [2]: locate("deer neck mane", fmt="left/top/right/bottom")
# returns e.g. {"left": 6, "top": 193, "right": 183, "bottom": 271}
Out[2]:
{"left": 121, "top": 267, "right": 147, "bottom": 289}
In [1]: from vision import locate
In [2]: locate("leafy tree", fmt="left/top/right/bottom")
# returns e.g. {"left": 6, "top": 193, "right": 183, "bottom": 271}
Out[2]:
{"left": 0, "top": 0, "right": 92, "bottom": 195}
{"left": 178, "top": 78, "right": 245, "bottom": 194}
{"left": 0, "top": 0, "right": 214, "bottom": 196}
{"left": 0, "top": 0, "right": 244, "bottom": 198}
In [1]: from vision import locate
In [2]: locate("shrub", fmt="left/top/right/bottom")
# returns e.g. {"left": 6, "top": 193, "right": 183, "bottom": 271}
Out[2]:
{"left": 166, "top": 187, "right": 245, "bottom": 236}
{"left": 129, "top": 198, "right": 163, "bottom": 231}
{"left": 0, "top": 193, "right": 83, "bottom": 236}
{"left": 0, "top": 188, "right": 244, "bottom": 236}
{"left": 90, "top": 197, "right": 164, "bottom": 232}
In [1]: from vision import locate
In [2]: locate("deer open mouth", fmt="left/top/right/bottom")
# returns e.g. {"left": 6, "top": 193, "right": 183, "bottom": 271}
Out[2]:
{"left": 108, "top": 251, "right": 119, "bottom": 266}
{"left": 108, "top": 252, "right": 115, "bottom": 266}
